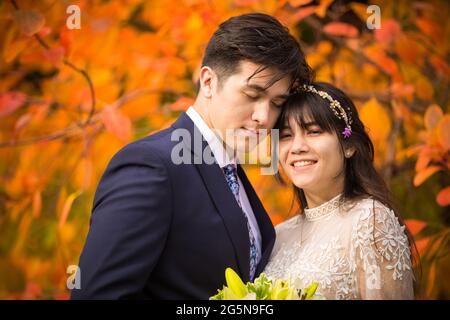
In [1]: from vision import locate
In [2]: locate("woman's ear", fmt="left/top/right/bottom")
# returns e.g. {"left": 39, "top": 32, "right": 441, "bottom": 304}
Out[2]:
{"left": 198, "top": 66, "right": 215, "bottom": 98}
{"left": 344, "top": 146, "right": 356, "bottom": 158}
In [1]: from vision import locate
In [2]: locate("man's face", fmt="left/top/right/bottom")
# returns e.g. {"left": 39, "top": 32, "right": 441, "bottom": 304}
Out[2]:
{"left": 201, "top": 61, "right": 291, "bottom": 155}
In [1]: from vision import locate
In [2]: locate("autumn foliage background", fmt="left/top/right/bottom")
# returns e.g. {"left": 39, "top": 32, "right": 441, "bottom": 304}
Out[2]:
{"left": 0, "top": 0, "right": 449, "bottom": 299}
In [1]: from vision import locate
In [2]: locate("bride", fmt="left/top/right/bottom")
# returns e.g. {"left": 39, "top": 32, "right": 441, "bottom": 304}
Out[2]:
{"left": 263, "top": 82, "right": 416, "bottom": 299}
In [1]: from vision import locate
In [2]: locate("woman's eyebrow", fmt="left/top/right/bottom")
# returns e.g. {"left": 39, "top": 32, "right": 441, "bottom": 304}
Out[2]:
{"left": 303, "top": 121, "right": 319, "bottom": 127}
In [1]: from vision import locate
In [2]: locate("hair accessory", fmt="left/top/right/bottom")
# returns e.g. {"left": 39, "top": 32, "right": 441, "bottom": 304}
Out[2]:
{"left": 299, "top": 84, "right": 353, "bottom": 138}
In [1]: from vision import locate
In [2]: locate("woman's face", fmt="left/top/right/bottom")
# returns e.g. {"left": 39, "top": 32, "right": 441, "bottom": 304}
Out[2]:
{"left": 278, "top": 113, "right": 346, "bottom": 198}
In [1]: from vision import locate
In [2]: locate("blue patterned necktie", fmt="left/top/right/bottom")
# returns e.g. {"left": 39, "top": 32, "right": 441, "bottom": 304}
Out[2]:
{"left": 222, "top": 163, "right": 258, "bottom": 281}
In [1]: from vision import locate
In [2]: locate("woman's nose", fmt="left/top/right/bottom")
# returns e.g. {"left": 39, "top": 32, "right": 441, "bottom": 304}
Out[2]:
{"left": 290, "top": 132, "right": 309, "bottom": 154}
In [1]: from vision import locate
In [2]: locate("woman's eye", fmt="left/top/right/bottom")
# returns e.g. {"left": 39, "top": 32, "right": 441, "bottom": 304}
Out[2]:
{"left": 307, "top": 129, "right": 322, "bottom": 135}
{"left": 280, "top": 131, "right": 291, "bottom": 139}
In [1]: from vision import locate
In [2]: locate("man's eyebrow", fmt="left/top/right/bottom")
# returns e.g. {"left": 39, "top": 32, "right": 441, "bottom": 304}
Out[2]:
{"left": 245, "top": 83, "right": 290, "bottom": 99}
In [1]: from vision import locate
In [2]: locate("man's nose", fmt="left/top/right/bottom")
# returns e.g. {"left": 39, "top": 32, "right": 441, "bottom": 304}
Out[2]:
{"left": 251, "top": 101, "right": 271, "bottom": 127}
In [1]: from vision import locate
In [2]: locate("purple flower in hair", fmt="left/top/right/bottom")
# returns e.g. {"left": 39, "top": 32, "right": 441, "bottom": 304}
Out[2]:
{"left": 342, "top": 127, "right": 352, "bottom": 138}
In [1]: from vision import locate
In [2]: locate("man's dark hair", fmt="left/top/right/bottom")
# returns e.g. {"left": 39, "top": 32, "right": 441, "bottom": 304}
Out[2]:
{"left": 201, "top": 13, "right": 313, "bottom": 91}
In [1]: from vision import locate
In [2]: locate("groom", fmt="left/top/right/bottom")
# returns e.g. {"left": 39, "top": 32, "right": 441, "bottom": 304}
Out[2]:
{"left": 71, "top": 13, "right": 312, "bottom": 299}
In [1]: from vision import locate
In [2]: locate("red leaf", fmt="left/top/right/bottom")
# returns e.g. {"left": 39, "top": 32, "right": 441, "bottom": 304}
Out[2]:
{"left": 292, "top": 6, "right": 317, "bottom": 23}
{"left": 404, "top": 219, "right": 427, "bottom": 236}
{"left": 12, "top": 9, "right": 45, "bottom": 36}
{"left": 42, "top": 46, "right": 65, "bottom": 67}
{"left": 323, "top": 22, "right": 359, "bottom": 38}
{"left": 375, "top": 19, "right": 401, "bottom": 46}
{"left": 0, "top": 91, "right": 27, "bottom": 117}
{"left": 436, "top": 186, "right": 450, "bottom": 206}
{"left": 101, "top": 105, "right": 132, "bottom": 141}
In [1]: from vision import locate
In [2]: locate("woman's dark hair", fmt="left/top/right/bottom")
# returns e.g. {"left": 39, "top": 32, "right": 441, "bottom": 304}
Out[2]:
{"left": 274, "top": 82, "right": 420, "bottom": 278}
{"left": 201, "top": 13, "right": 313, "bottom": 91}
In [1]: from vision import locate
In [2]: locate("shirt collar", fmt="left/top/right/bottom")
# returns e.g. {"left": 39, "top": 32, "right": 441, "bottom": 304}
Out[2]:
{"left": 186, "top": 106, "right": 236, "bottom": 168}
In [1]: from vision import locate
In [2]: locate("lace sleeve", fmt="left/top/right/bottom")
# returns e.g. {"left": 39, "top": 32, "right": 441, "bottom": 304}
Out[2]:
{"left": 353, "top": 202, "right": 414, "bottom": 300}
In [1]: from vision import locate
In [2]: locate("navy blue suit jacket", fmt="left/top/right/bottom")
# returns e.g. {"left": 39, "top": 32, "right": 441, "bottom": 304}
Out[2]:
{"left": 71, "top": 112, "right": 276, "bottom": 299}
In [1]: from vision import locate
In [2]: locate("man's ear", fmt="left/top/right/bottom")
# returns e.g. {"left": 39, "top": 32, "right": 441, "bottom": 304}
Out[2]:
{"left": 344, "top": 146, "right": 356, "bottom": 158}
{"left": 198, "top": 66, "right": 216, "bottom": 98}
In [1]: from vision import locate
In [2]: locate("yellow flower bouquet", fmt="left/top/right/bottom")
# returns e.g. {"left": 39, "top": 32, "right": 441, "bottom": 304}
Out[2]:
{"left": 210, "top": 268, "right": 322, "bottom": 300}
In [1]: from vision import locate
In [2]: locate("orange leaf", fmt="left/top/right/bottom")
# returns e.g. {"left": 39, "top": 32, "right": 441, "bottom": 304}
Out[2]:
{"left": 430, "top": 55, "right": 450, "bottom": 77}
{"left": 404, "top": 219, "right": 427, "bottom": 236}
{"left": 413, "top": 165, "right": 441, "bottom": 186}
{"left": 416, "top": 18, "right": 442, "bottom": 43}
{"left": 0, "top": 91, "right": 27, "bottom": 117}
{"left": 359, "top": 98, "right": 391, "bottom": 141}
{"left": 42, "top": 46, "right": 65, "bottom": 67}
{"left": 288, "top": 0, "right": 314, "bottom": 6}
{"left": 12, "top": 9, "right": 45, "bottom": 36}
{"left": 374, "top": 19, "right": 401, "bottom": 46}
{"left": 315, "top": 0, "right": 333, "bottom": 18}
{"left": 323, "top": 22, "right": 359, "bottom": 38}
{"left": 436, "top": 186, "right": 450, "bottom": 206}
{"left": 415, "top": 147, "right": 431, "bottom": 171}
{"left": 32, "top": 190, "right": 41, "bottom": 218}
{"left": 101, "top": 105, "right": 132, "bottom": 141}
{"left": 395, "top": 35, "right": 424, "bottom": 65}
{"left": 424, "top": 104, "right": 443, "bottom": 131}
{"left": 437, "top": 115, "right": 450, "bottom": 151}
{"left": 415, "top": 236, "right": 431, "bottom": 257}
{"left": 390, "top": 82, "right": 414, "bottom": 100}
{"left": 364, "top": 45, "right": 398, "bottom": 77}
{"left": 170, "top": 97, "right": 194, "bottom": 111}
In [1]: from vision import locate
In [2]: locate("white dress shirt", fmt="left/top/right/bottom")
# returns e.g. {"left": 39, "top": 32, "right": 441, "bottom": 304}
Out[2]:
{"left": 186, "top": 106, "right": 262, "bottom": 263}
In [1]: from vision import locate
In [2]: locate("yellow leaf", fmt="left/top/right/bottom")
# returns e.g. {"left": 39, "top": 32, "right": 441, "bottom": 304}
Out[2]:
{"left": 413, "top": 165, "right": 441, "bottom": 186}
{"left": 425, "top": 262, "right": 436, "bottom": 298}
{"left": 424, "top": 104, "right": 443, "bottom": 131}
{"left": 59, "top": 190, "right": 83, "bottom": 228}
{"left": 415, "top": 77, "right": 433, "bottom": 101}
{"left": 315, "top": 0, "right": 333, "bottom": 18}
{"left": 359, "top": 98, "right": 391, "bottom": 141}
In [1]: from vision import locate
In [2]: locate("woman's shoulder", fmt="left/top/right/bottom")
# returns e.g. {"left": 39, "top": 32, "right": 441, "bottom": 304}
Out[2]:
{"left": 346, "top": 197, "right": 405, "bottom": 234}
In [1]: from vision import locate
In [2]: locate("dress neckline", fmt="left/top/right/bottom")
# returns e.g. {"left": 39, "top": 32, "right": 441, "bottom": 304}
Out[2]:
{"left": 304, "top": 193, "right": 343, "bottom": 222}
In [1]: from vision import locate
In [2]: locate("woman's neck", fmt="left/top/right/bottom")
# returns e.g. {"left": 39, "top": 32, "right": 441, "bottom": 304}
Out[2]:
{"left": 303, "top": 185, "right": 344, "bottom": 209}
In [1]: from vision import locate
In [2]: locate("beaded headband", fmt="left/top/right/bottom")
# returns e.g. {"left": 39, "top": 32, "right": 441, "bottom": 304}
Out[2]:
{"left": 298, "top": 84, "right": 353, "bottom": 138}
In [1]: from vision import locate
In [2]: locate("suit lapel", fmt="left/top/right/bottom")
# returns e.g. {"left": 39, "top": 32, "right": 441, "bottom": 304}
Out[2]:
{"left": 237, "top": 165, "right": 276, "bottom": 275}
{"left": 171, "top": 113, "right": 251, "bottom": 281}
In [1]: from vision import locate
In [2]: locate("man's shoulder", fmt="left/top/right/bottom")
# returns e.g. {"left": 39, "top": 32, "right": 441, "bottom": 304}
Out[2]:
{"left": 111, "top": 126, "right": 177, "bottom": 165}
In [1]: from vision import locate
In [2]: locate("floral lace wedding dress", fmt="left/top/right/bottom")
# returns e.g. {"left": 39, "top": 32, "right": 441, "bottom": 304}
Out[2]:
{"left": 264, "top": 195, "right": 414, "bottom": 299}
